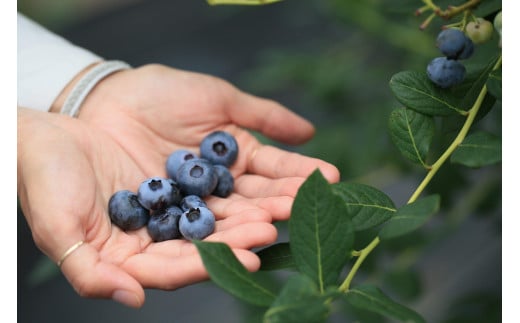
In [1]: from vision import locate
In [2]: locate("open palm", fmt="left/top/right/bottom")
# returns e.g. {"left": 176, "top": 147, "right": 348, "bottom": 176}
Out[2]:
{"left": 17, "top": 64, "right": 339, "bottom": 308}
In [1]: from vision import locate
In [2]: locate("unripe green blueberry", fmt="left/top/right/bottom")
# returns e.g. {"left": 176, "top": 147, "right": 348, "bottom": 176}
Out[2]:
{"left": 494, "top": 11, "right": 502, "bottom": 47}
{"left": 493, "top": 11, "right": 502, "bottom": 36}
{"left": 465, "top": 18, "right": 494, "bottom": 44}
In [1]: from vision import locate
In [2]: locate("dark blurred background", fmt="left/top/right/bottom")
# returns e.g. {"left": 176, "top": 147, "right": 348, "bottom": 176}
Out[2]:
{"left": 17, "top": 0, "right": 501, "bottom": 322}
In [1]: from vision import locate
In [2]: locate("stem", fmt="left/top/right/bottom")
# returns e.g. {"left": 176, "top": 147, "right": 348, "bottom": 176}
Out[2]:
{"left": 339, "top": 237, "right": 380, "bottom": 292}
{"left": 439, "top": 0, "right": 481, "bottom": 19}
{"left": 339, "top": 54, "right": 502, "bottom": 293}
{"left": 415, "top": 5, "right": 430, "bottom": 16}
{"left": 421, "top": 0, "right": 440, "bottom": 12}
{"left": 351, "top": 250, "right": 362, "bottom": 257}
{"left": 409, "top": 54, "right": 501, "bottom": 203}
{"left": 408, "top": 88, "right": 487, "bottom": 203}
{"left": 420, "top": 12, "right": 437, "bottom": 30}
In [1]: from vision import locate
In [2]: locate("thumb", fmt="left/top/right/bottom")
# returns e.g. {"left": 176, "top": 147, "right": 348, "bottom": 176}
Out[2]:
{"left": 59, "top": 241, "right": 145, "bottom": 308}
{"left": 229, "top": 90, "right": 315, "bottom": 145}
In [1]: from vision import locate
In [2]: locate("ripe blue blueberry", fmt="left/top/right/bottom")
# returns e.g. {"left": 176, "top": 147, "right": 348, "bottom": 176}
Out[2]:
{"left": 176, "top": 158, "right": 218, "bottom": 197}
{"left": 180, "top": 194, "right": 207, "bottom": 212}
{"left": 212, "top": 165, "right": 234, "bottom": 198}
{"left": 436, "top": 28, "right": 474, "bottom": 60}
{"left": 108, "top": 190, "right": 150, "bottom": 231}
{"left": 456, "top": 36, "right": 474, "bottom": 60}
{"left": 166, "top": 178, "right": 183, "bottom": 206}
{"left": 137, "top": 177, "right": 177, "bottom": 210}
{"left": 166, "top": 149, "right": 198, "bottom": 180}
{"left": 199, "top": 131, "right": 239, "bottom": 167}
{"left": 179, "top": 207, "right": 216, "bottom": 240}
{"left": 147, "top": 206, "right": 183, "bottom": 242}
{"left": 427, "top": 57, "right": 466, "bottom": 88}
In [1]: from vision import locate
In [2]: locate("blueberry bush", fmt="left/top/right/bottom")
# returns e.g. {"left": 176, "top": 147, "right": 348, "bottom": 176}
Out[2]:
{"left": 196, "top": 0, "right": 502, "bottom": 322}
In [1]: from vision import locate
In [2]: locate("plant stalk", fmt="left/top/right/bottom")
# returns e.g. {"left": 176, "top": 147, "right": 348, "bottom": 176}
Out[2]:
{"left": 339, "top": 54, "right": 501, "bottom": 293}
{"left": 339, "top": 237, "right": 380, "bottom": 292}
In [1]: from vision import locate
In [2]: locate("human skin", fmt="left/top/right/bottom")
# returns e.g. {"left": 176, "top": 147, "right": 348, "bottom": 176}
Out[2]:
{"left": 17, "top": 63, "right": 340, "bottom": 308}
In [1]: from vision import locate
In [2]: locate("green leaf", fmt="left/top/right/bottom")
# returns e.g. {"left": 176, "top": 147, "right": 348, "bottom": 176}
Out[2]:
{"left": 487, "top": 67, "right": 501, "bottom": 100}
{"left": 451, "top": 131, "right": 502, "bottom": 167}
{"left": 379, "top": 195, "right": 440, "bottom": 240}
{"left": 388, "top": 107, "right": 435, "bottom": 167}
{"left": 193, "top": 240, "right": 276, "bottom": 307}
{"left": 382, "top": 268, "right": 423, "bottom": 301}
{"left": 457, "top": 57, "right": 499, "bottom": 111}
{"left": 345, "top": 284, "right": 425, "bottom": 323}
{"left": 473, "top": 0, "right": 502, "bottom": 18}
{"left": 389, "top": 70, "right": 465, "bottom": 116}
{"left": 332, "top": 182, "right": 396, "bottom": 231}
{"left": 256, "top": 242, "right": 296, "bottom": 271}
{"left": 263, "top": 274, "right": 330, "bottom": 323}
{"left": 289, "top": 169, "right": 355, "bottom": 292}
{"left": 389, "top": 56, "right": 499, "bottom": 117}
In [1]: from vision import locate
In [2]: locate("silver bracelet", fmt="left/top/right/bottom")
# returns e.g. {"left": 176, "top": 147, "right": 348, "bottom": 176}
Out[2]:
{"left": 60, "top": 60, "right": 132, "bottom": 118}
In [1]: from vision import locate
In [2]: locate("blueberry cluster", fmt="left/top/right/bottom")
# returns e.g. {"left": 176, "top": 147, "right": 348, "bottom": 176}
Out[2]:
{"left": 426, "top": 28, "right": 475, "bottom": 88}
{"left": 108, "top": 130, "right": 238, "bottom": 242}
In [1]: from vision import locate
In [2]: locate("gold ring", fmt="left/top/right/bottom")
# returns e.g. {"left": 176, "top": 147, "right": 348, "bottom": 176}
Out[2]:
{"left": 248, "top": 147, "right": 259, "bottom": 171}
{"left": 57, "top": 240, "right": 85, "bottom": 267}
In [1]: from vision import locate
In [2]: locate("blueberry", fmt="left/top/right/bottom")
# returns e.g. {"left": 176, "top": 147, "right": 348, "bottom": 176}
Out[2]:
{"left": 180, "top": 194, "right": 207, "bottom": 212}
{"left": 199, "top": 131, "right": 239, "bottom": 167}
{"left": 176, "top": 158, "right": 218, "bottom": 197}
{"left": 436, "top": 28, "right": 474, "bottom": 60}
{"left": 166, "top": 178, "right": 183, "bottom": 206}
{"left": 426, "top": 57, "right": 466, "bottom": 88}
{"left": 166, "top": 149, "right": 198, "bottom": 180}
{"left": 212, "top": 165, "right": 234, "bottom": 198}
{"left": 465, "top": 18, "right": 494, "bottom": 45}
{"left": 108, "top": 190, "right": 150, "bottom": 231}
{"left": 179, "top": 207, "right": 216, "bottom": 240}
{"left": 137, "top": 177, "right": 177, "bottom": 210}
{"left": 147, "top": 206, "right": 183, "bottom": 242}
{"left": 457, "top": 36, "right": 475, "bottom": 60}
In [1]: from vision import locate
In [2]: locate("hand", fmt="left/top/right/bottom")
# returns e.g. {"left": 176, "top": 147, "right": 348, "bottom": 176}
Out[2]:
{"left": 17, "top": 64, "right": 340, "bottom": 308}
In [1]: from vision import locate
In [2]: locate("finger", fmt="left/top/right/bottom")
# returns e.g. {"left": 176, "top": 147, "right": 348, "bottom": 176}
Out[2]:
{"left": 124, "top": 249, "right": 261, "bottom": 290}
{"left": 208, "top": 194, "right": 293, "bottom": 221}
{"left": 60, "top": 241, "right": 145, "bottom": 308}
{"left": 246, "top": 145, "right": 340, "bottom": 183}
{"left": 233, "top": 174, "right": 304, "bottom": 198}
{"left": 228, "top": 91, "right": 315, "bottom": 145}
{"left": 207, "top": 223, "right": 277, "bottom": 255}
{"left": 145, "top": 221, "right": 277, "bottom": 257}
{"left": 211, "top": 221, "right": 278, "bottom": 248}
{"left": 206, "top": 195, "right": 272, "bottom": 221}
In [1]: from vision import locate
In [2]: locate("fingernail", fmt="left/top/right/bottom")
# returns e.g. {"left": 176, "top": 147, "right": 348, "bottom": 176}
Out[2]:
{"left": 112, "top": 290, "right": 140, "bottom": 308}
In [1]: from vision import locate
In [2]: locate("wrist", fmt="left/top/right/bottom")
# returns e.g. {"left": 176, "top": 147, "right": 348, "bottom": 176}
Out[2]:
{"left": 52, "top": 60, "right": 132, "bottom": 117}
{"left": 50, "top": 62, "right": 103, "bottom": 113}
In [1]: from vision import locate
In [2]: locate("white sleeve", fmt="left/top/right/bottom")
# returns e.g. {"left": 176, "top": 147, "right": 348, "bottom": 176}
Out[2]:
{"left": 17, "top": 12, "right": 103, "bottom": 111}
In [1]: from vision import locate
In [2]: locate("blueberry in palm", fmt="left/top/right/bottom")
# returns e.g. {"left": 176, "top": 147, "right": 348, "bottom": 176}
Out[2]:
{"left": 166, "top": 149, "right": 198, "bottom": 180}
{"left": 137, "top": 177, "right": 177, "bottom": 210}
{"left": 199, "top": 131, "right": 239, "bottom": 167}
{"left": 176, "top": 158, "right": 218, "bottom": 197}
{"left": 179, "top": 207, "right": 216, "bottom": 240}
{"left": 212, "top": 164, "right": 234, "bottom": 198}
{"left": 147, "top": 205, "right": 183, "bottom": 242}
{"left": 108, "top": 190, "right": 150, "bottom": 231}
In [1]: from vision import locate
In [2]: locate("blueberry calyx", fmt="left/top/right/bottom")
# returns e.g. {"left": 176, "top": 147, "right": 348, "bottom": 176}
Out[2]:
{"left": 186, "top": 208, "right": 201, "bottom": 222}
{"left": 148, "top": 179, "right": 163, "bottom": 191}
{"left": 199, "top": 131, "right": 238, "bottom": 167}
{"left": 213, "top": 141, "right": 228, "bottom": 156}
{"left": 190, "top": 165, "right": 204, "bottom": 178}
